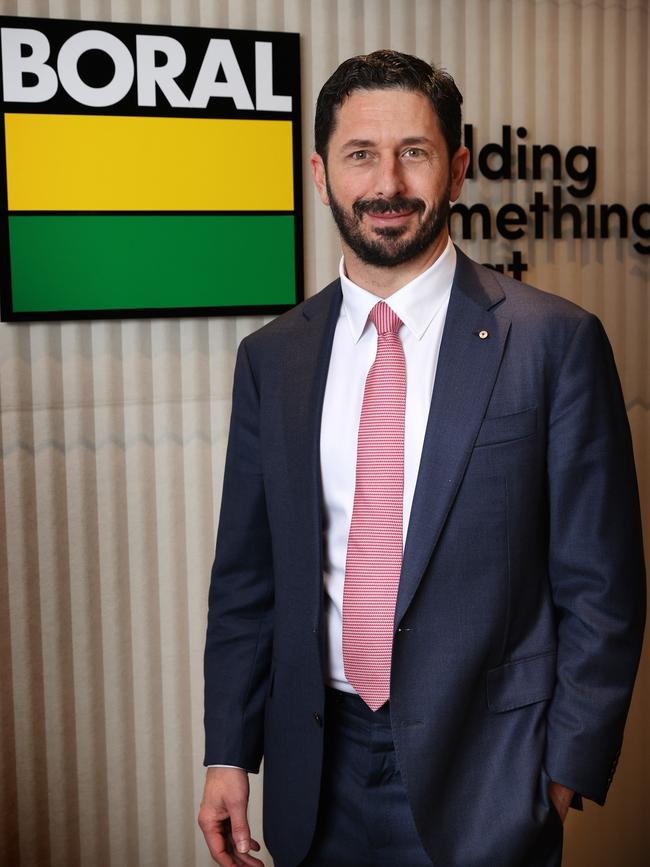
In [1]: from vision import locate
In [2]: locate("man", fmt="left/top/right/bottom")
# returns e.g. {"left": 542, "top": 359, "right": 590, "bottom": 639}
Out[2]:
{"left": 198, "top": 51, "right": 645, "bottom": 867}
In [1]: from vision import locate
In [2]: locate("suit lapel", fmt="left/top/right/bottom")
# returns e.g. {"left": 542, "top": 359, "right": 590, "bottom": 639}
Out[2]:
{"left": 395, "top": 251, "right": 511, "bottom": 627}
{"left": 282, "top": 281, "right": 342, "bottom": 617}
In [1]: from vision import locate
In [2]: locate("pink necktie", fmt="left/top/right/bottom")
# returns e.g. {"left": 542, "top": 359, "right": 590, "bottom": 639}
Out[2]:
{"left": 343, "top": 301, "right": 406, "bottom": 711}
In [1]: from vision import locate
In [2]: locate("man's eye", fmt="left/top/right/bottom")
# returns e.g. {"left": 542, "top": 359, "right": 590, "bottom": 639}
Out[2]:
{"left": 404, "top": 147, "right": 424, "bottom": 158}
{"left": 351, "top": 150, "right": 368, "bottom": 160}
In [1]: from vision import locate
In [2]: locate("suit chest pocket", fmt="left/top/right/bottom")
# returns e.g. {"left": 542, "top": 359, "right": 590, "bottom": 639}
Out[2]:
{"left": 474, "top": 406, "right": 537, "bottom": 448}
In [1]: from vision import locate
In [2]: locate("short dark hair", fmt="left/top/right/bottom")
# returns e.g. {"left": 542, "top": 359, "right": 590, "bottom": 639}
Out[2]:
{"left": 314, "top": 49, "right": 463, "bottom": 163}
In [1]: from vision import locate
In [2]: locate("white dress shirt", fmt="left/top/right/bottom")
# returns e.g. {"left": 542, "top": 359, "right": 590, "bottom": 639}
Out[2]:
{"left": 320, "top": 238, "right": 456, "bottom": 692}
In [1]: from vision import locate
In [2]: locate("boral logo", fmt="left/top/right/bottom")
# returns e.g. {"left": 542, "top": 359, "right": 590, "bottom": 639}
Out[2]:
{"left": 1, "top": 27, "right": 292, "bottom": 111}
{"left": 0, "top": 16, "right": 303, "bottom": 321}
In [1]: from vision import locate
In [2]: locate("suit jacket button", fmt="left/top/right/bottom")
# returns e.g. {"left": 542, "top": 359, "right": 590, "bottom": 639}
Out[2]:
{"left": 313, "top": 712, "right": 323, "bottom": 726}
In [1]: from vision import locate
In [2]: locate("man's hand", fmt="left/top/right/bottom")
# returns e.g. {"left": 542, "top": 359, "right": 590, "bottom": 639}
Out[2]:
{"left": 198, "top": 767, "right": 264, "bottom": 866}
{"left": 548, "top": 781, "right": 575, "bottom": 824}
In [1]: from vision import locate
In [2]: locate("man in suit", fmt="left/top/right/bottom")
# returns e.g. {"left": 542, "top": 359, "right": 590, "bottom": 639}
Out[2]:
{"left": 198, "top": 51, "right": 645, "bottom": 867}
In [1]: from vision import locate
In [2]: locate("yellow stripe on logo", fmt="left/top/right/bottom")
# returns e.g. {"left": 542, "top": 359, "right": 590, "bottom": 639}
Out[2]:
{"left": 5, "top": 113, "right": 294, "bottom": 212}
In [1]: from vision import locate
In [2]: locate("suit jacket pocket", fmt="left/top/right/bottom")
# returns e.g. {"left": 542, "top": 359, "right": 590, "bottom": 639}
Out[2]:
{"left": 487, "top": 649, "right": 557, "bottom": 713}
{"left": 474, "top": 406, "right": 537, "bottom": 448}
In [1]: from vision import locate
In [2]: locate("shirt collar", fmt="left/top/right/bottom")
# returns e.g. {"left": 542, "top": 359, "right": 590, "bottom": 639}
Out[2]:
{"left": 338, "top": 237, "right": 456, "bottom": 343}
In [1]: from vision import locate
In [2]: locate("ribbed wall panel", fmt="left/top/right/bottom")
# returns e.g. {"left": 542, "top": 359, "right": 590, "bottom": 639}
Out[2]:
{"left": 0, "top": 1, "right": 647, "bottom": 865}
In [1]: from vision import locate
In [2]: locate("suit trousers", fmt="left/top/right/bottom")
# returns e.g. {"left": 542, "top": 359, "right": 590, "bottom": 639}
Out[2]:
{"left": 298, "top": 687, "right": 433, "bottom": 867}
{"left": 296, "top": 688, "right": 564, "bottom": 867}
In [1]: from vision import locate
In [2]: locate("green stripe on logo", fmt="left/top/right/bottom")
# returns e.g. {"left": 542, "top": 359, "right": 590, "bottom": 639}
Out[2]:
{"left": 9, "top": 214, "right": 297, "bottom": 312}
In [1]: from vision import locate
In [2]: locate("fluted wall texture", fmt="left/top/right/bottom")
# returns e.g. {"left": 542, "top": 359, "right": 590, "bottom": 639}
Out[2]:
{"left": 0, "top": 1, "right": 647, "bottom": 866}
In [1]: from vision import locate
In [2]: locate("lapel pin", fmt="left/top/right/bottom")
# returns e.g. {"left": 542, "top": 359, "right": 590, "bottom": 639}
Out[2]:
{"left": 478, "top": 329, "right": 489, "bottom": 339}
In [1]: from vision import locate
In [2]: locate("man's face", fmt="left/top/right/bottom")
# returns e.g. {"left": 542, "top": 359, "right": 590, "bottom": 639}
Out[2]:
{"left": 311, "top": 88, "right": 468, "bottom": 268}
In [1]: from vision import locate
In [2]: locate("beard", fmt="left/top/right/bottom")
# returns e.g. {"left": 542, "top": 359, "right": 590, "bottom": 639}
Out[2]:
{"left": 326, "top": 175, "right": 451, "bottom": 268}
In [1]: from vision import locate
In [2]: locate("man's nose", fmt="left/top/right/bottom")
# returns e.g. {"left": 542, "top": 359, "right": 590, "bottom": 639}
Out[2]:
{"left": 374, "top": 154, "right": 406, "bottom": 199}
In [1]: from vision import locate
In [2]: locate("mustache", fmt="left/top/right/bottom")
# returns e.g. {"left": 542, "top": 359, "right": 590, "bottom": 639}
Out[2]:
{"left": 352, "top": 196, "right": 426, "bottom": 218}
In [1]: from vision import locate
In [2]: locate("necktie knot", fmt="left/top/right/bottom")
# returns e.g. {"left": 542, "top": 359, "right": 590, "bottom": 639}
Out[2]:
{"left": 369, "top": 301, "right": 402, "bottom": 335}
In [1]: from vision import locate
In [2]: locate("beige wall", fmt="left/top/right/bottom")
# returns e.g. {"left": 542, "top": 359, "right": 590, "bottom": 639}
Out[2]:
{"left": 0, "top": 1, "right": 647, "bottom": 865}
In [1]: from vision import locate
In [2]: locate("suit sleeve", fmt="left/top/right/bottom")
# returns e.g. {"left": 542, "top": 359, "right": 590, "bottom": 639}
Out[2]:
{"left": 544, "top": 312, "right": 646, "bottom": 804}
{"left": 203, "top": 337, "right": 274, "bottom": 772}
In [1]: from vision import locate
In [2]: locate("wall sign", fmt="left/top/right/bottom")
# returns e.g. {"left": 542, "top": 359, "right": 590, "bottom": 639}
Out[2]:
{"left": 0, "top": 16, "right": 303, "bottom": 321}
{"left": 451, "top": 124, "right": 649, "bottom": 279}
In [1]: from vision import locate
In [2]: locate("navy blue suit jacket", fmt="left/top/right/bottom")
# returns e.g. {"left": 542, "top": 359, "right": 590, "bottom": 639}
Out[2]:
{"left": 204, "top": 249, "right": 645, "bottom": 867}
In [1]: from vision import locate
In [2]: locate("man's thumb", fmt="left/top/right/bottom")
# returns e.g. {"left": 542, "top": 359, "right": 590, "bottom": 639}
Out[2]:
{"left": 229, "top": 801, "right": 251, "bottom": 854}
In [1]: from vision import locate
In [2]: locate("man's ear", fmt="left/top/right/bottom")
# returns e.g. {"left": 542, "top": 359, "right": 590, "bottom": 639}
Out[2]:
{"left": 310, "top": 152, "right": 330, "bottom": 206}
{"left": 449, "top": 145, "right": 470, "bottom": 203}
